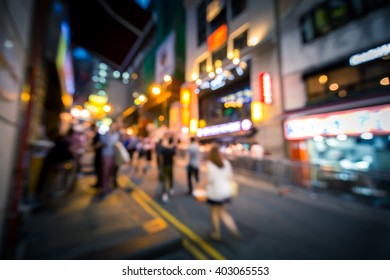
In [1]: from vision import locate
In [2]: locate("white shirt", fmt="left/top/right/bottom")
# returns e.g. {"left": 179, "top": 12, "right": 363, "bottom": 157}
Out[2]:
{"left": 187, "top": 143, "right": 200, "bottom": 168}
{"left": 206, "top": 159, "right": 233, "bottom": 201}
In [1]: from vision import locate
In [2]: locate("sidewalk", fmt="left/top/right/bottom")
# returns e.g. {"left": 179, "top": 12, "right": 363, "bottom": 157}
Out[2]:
{"left": 20, "top": 172, "right": 182, "bottom": 260}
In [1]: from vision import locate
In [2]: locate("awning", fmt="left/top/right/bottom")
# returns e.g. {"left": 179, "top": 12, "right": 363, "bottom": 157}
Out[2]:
{"left": 66, "top": 0, "right": 153, "bottom": 70}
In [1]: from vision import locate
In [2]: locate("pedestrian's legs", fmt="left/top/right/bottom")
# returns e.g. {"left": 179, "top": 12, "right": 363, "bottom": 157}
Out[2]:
{"left": 210, "top": 205, "right": 221, "bottom": 240}
{"left": 187, "top": 166, "right": 193, "bottom": 194}
{"left": 220, "top": 206, "right": 240, "bottom": 237}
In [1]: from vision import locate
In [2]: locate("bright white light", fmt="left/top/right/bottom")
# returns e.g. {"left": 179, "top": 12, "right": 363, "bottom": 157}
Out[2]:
{"left": 99, "top": 70, "right": 107, "bottom": 77}
{"left": 122, "top": 72, "right": 130, "bottom": 79}
{"left": 163, "top": 74, "right": 172, "bottom": 83}
{"left": 80, "top": 109, "right": 90, "bottom": 119}
{"left": 336, "top": 134, "right": 348, "bottom": 141}
{"left": 4, "top": 39, "right": 14, "bottom": 48}
{"left": 99, "top": 63, "right": 107, "bottom": 70}
{"left": 236, "top": 67, "right": 244, "bottom": 76}
{"left": 233, "top": 58, "right": 240, "bottom": 65}
{"left": 248, "top": 36, "right": 259, "bottom": 46}
{"left": 99, "top": 77, "right": 106, "bottom": 83}
{"left": 313, "top": 135, "right": 324, "bottom": 142}
{"left": 191, "top": 73, "right": 199, "bottom": 81}
{"left": 70, "top": 108, "right": 81, "bottom": 118}
{"left": 355, "top": 161, "right": 370, "bottom": 170}
{"left": 215, "top": 68, "right": 223, "bottom": 75}
{"left": 103, "top": 105, "right": 112, "bottom": 113}
{"left": 92, "top": 75, "right": 99, "bottom": 82}
{"left": 99, "top": 124, "right": 110, "bottom": 134}
{"left": 196, "top": 79, "right": 202, "bottom": 86}
{"left": 208, "top": 72, "right": 215, "bottom": 78}
{"left": 349, "top": 43, "right": 390, "bottom": 66}
{"left": 241, "top": 119, "right": 252, "bottom": 131}
{"left": 361, "top": 132, "right": 374, "bottom": 140}
{"left": 181, "top": 127, "right": 189, "bottom": 134}
{"left": 113, "top": 71, "right": 121, "bottom": 78}
{"left": 138, "top": 95, "right": 146, "bottom": 102}
{"left": 122, "top": 79, "right": 129, "bottom": 84}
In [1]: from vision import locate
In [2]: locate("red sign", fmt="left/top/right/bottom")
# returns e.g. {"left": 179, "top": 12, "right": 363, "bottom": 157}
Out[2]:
{"left": 207, "top": 24, "right": 227, "bottom": 52}
{"left": 259, "top": 72, "right": 272, "bottom": 104}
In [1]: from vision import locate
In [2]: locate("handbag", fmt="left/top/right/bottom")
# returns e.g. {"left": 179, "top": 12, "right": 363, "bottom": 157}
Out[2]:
{"left": 230, "top": 179, "right": 239, "bottom": 197}
{"left": 115, "top": 142, "right": 130, "bottom": 165}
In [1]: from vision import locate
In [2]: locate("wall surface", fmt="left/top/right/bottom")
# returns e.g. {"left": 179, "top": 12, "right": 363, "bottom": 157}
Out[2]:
{"left": 0, "top": 0, "right": 33, "bottom": 253}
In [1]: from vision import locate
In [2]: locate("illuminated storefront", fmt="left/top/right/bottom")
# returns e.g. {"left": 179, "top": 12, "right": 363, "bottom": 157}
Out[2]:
{"left": 284, "top": 104, "right": 390, "bottom": 172}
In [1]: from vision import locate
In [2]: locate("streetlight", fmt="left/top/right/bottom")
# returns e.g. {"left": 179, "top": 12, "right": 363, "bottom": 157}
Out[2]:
{"left": 151, "top": 85, "right": 161, "bottom": 95}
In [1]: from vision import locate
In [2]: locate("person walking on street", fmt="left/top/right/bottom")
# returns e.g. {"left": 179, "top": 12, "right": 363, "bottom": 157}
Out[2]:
{"left": 186, "top": 137, "right": 200, "bottom": 196}
{"left": 91, "top": 124, "right": 103, "bottom": 189}
{"left": 203, "top": 144, "right": 239, "bottom": 240}
{"left": 160, "top": 137, "right": 176, "bottom": 203}
{"left": 99, "top": 122, "right": 120, "bottom": 198}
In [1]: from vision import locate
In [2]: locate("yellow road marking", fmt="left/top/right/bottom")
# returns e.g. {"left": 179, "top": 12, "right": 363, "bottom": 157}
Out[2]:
{"left": 143, "top": 218, "right": 167, "bottom": 234}
{"left": 182, "top": 238, "right": 209, "bottom": 260}
{"left": 131, "top": 192, "right": 160, "bottom": 219}
{"left": 134, "top": 188, "right": 226, "bottom": 260}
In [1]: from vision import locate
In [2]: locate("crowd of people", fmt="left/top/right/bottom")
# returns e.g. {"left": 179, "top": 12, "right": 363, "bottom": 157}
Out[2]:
{"left": 37, "top": 121, "right": 246, "bottom": 240}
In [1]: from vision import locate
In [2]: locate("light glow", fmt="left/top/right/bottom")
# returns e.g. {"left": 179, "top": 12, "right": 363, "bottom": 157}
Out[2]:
{"left": 251, "top": 101, "right": 263, "bottom": 122}
{"left": 380, "top": 77, "right": 389, "bottom": 86}
{"left": 196, "top": 120, "right": 253, "bottom": 137}
{"left": 349, "top": 43, "right": 390, "bottom": 66}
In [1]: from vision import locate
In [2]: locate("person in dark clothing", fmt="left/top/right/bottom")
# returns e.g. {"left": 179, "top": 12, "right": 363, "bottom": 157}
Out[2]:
{"left": 35, "top": 128, "right": 76, "bottom": 203}
{"left": 160, "top": 137, "right": 176, "bottom": 203}
{"left": 91, "top": 124, "right": 103, "bottom": 189}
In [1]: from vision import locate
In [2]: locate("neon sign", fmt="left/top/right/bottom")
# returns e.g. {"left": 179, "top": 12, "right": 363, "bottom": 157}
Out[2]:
{"left": 284, "top": 104, "right": 390, "bottom": 140}
{"left": 259, "top": 72, "right": 272, "bottom": 104}
{"left": 196, "top": 119, "right": 253, "bottom": 137}
{"left": 349, "top": 43, "right": 390, "bottom": 66}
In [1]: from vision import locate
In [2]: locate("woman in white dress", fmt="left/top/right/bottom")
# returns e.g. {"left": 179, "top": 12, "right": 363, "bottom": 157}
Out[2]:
{"left": 205, "top": 144, "right": 240, "bottom": 240}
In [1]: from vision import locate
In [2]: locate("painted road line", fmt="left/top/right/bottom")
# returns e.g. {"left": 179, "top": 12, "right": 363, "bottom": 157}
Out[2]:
{"left": 134, "top": 188, "right": 226, "bottom": 260}
{"left": 131, "top": 192, "right": 161, "bottom": 219}
{"left": 142, "top": 218, "right": 167, "bottom": 234}
{"left": 182, "top": 238, "right": 209, "bottom": 260}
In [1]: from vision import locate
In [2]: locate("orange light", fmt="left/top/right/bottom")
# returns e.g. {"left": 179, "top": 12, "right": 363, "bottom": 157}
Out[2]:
{"left": 207, "top": 24, "right": 228, "bottom": 52}
{"left": 251, "top": 101, "right": 263, "bottom": 122}
{"left": 190, "top": 118, "right": 198, "bottom": 134}
{"left": 159, "top": 115, "right": 165, "bottom": 122}
{"left": 180, "top": 88, "right": 191, "bottom": 107}
{"left": 151, "top": 85, "right": 161, "bottom": 95}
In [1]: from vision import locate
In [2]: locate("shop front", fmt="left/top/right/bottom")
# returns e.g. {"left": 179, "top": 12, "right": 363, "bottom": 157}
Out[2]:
{"left": 284, "top": 104, "right": 390, "bottom": 202}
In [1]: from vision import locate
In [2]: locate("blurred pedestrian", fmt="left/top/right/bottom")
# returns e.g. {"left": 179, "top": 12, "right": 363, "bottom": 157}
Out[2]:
{"left": 186, "top": 137, "right": 200, "bottom": 196}
{"left": 91, "top": 124, "right": 103, "bottom": 189}
{"left": 99, "top": 122, "right": 120, "bottom": 197}
{"left": 160, "top": 136, "right": 176, "bottom": 203}
{"left": 203, "top": 144, "right": 239, "bottom": 240}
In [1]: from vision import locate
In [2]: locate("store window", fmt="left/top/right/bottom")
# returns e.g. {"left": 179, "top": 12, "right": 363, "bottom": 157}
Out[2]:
{"left": 300, "top": 14, "right": 315, "bottom": 43}
{"left": 233, "top": 30, "right": 248, "bottom": 51}
{"left": 197, "top": 0, "right": 207, "bottom": 46}
{"left": 299, "top": 0, "right": 390, "bottom": 43}
{"left": 231, "top": 0, "right": 247, "bottom": 18}
{"left": 212, "top": 44, "right": 227, "bottom": 66}
{"left": 329, "top": 0, "right": 350, "bottom": 28}
{"left": 199, "top": 58, "right": 207, "bottom": 75}
{"left": 210, "top": 7, "right": 226, "bottom": 33}
{"left": 304, "top": 58, "right": 390, "bottom": 106}
{"left": 200, "top": 86, "right": 252, "bottom": 126}
{"left": 313, "top": 4, "right": 331, "bottom": 36}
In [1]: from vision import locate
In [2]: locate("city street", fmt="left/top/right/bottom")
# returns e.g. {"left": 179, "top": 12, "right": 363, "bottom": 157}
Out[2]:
{"left": 122, "top": 158, "right": 390, "bottom": 260}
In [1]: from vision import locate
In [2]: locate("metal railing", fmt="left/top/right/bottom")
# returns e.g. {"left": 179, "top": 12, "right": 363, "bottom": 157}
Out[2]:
{"left": 226, "top": 154, "right": 390, "bottom": 208}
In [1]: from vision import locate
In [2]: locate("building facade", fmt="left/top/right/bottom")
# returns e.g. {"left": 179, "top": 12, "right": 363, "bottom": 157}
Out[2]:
{"left": 184, "top": 0, "right": 285, "bottom": 157}
{"left": 279, "top": 0, "right": 390, "bottom": 173}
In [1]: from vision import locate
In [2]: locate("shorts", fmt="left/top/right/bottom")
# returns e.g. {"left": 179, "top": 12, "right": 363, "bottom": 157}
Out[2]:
{"left": 207, "top": 197, "right": 232, "bottom": 205}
